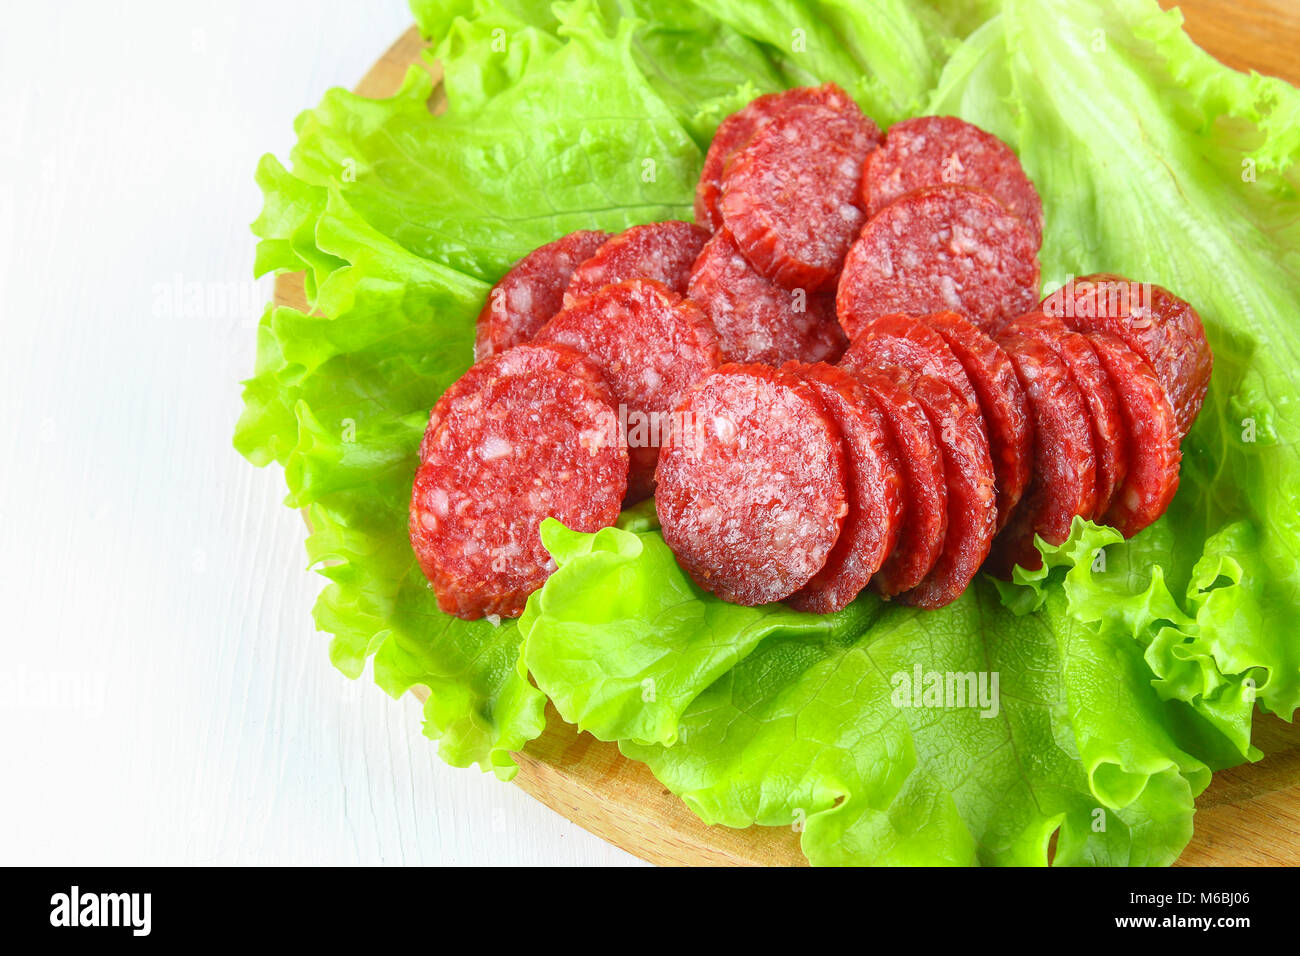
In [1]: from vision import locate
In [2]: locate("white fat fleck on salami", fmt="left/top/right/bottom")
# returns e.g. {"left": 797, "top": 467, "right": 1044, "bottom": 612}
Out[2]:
{"left": 506, "top": 285, "right": 533, "bottom": 314}
{"left": 938, "top": 275, "right": 961, "bottom": 310}
{"left": 948, "top": 224, "right": 981, "bottom": 256}
{"left": 578, "top": 426, "right": 611, "bottom": 455}
{"left": 478, "top": 436, "right": 514, "bottom": 461}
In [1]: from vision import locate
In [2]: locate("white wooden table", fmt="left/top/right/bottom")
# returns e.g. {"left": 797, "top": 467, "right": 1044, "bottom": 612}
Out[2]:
{"left": 0, "top": 0, "right": 642, "bottom": 866}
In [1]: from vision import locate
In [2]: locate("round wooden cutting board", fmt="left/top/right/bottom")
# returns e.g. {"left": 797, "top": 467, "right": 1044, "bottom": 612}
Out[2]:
{"left": 274, "top": 3, "right": 1300, "bottom": 866}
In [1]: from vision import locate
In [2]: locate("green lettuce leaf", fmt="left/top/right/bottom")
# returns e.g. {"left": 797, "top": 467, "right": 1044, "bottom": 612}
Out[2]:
{"left": 287, "top": 2, "right": 704, "bottom": 281}
{"left": 1003, "top": 519, "right": 1266, "bottom": 767}
{"left": 519, "top": 519, "right": 872, "bottom": 747}
{"left": 522, "top": 523, "right": 1208, "bottom": 865}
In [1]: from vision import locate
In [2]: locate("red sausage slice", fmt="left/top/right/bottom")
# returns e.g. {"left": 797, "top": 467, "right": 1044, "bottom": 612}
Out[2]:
{"left": 694, "top": 83, "right": 873, "bottom": 232}
{"left": 1004, "top": 311, "right": 1127, "bottom": 519}
{"left": 564, "top": 221, "right": 709, "bottom": 305}
{"left": 419, "top": 342, "right": 611, "bottom": 462}
{"left": 986, "top": 330, "right": 1097, "bottom": 577}
{"left": 838, "top": 313, "right": 980, "bottom": 411}
{"left": 846, "top": 368, "right": 948, "bottom": 598}
{"left": 473, "top": 230, "right": 611, "bottom": 361}
{"left": 410, "top": 370, "right": 627, "bottom": 620}
{"left": 860, "top": 116, "right": 1044, "bottom": 247}
{"left": 915, "top": 310, "right": 1032, "bottom": 531}
{"left": 784, "top": 362, "right": 904, "bottom": 614}
{"left": 721, "top": 103, "right": 879, "bottom": 291}
{"left": 655, "top": 364, "right": 849, "bottom": 606}
{"left": 884, "top": 368, "right": 997, "bottom": 609}
{"left": 837, "top": 184, "right": 1041, "bottom": 336}
{"left": 1087, "top": 332, "right": 1182, "bottom": 538}
{"left": 1040, "top": 273, "right": 1211, "bottom": 436}
{"left": 838, "top": 312, "right": 1042, "bottom": 533}
{"left": 535, "top": 279, "right": 723, "bottom": 503}
{"left": 688, "top": 228, "right": 846, "bottom": 365}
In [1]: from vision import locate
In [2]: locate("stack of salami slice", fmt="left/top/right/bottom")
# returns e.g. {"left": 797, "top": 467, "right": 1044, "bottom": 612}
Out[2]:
{"left": 411, "top": 84, "right": 1212, "bottom": 621}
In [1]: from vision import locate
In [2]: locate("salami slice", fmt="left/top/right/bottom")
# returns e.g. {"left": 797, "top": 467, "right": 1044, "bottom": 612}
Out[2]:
{"left": 884, "top": 368, "right": 996, "bottom": 609}
{"left": 916, "top": 310, "right": 1031, "bottom": 531}
{"left": 535, "top": 278, "right": 724, "bottom": 502}
{"left": 473, "top": 230, "right": 611, "bottom": 360}
{"left": 846, "top": 369, "right": 948, "bottom": 597}
{"left": 1040, "top": 273, "right": 1211, "bottom": 436}
{"left": 986, "top": 330, "right": 1097, "bottom": 577}
{"left": 720, "top": 103, "right": 878, "bottom": 291}
{"left": 1004, "top": 311, "right": 1127, "bottom": 519}
{"left": 563, "top": 220, "right": 708, "bottom": 305}
{"left": 1087, "top": 331, "right": 1182, "bottom": 538}
{"left": 410, "top": 369, "right": 627, "bottom": 620}
{"left": 687, "top": 228, "right": 846, "bottom": 365}
{"left": 837, "top": 184, "right": 1041, "bottom": 336}
{"left": 860, "top": 116, "right": 1044, "bottom": 247}
{"left": 694, "top": 83, "right": 871, "bottom": 232}
{"left": 419, "top": 342, "right": 611, "bottom": 462}
{"left": 655, "top": 364, "right": 849, "bottom": 606}
{"left": 838, "top": 313, "right": 980, "bottom": 411}
{"left": 784, "top": 362, "right": 904, "bottom": 614}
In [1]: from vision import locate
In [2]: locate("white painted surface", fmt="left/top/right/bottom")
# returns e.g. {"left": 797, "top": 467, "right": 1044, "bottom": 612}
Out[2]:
{"left": 0, "top": 0, "right": 643, "bottom": 866}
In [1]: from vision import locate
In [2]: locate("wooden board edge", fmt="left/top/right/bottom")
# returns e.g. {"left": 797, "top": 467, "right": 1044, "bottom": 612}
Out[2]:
{"left": 511, "top": 704, "right": 808, "bottom": 867}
